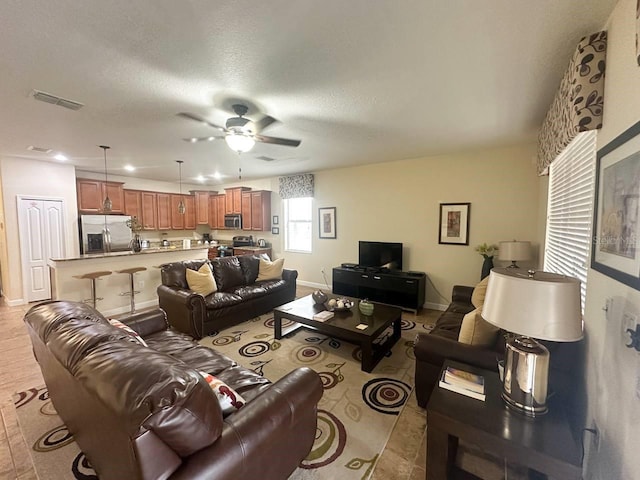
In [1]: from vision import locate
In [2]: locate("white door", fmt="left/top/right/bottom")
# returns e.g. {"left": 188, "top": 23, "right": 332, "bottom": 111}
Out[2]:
{"left": 18, "top": 198, "right": 66, "bottom": 302}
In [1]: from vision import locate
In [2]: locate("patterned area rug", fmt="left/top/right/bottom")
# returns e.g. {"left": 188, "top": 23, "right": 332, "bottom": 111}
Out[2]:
{"left": 14, "top": 312, "right": 434, "bottom": 480}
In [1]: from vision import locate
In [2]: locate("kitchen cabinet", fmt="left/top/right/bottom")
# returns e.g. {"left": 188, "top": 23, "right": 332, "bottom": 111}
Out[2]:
{"left": 170, "top": 194, "right": 184, "bottom": 230}
{"left": 233, "top": 247, "right": 272, "bottom": 258}
{"left": 123, "top": 190, "right": 142, "bottom": 220}
{"left": 77, "top": 179, "right": 125, "bottom": 214}
{"left": 184, "top": 195, "right": 196, "bottom": 230}
{"left": 140, "top": 192, "right": 157, "bottom": 230}
{"left": 193, "top": 190, "right": 215, "bottom": 225}
{"left": 225, "top": 187, "right": 251, "bottom": 214}
{"left": 157, "top": 193, "right": 171, "bottom": 230}
{"left": 209, "top": 194, "right": 226, "bottom": 229}
{"left": 241, "top": 190, "right": 271, "bottom": 231}
{"left": 215, "top": 194, "right": 226, "bottom": 229}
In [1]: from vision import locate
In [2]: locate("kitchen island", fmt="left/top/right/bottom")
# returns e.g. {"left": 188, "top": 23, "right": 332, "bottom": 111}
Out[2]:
{"left": 48, "top": 246, "right": 210, "bottom": 315}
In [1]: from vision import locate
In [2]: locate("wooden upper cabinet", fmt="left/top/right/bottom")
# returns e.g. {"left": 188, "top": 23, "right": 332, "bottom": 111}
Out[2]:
{"left": 184, "top": 195, "right": 196, "bottom": 230}
{"left": 241, "top": 190, "right": 271, "bottom": 231}
{"left": 77, "top": 179, "right": 124, "bottom": 214}
{"left": 208, "top": 195, "right": 218, "bottom": 229}
{"left": 123, "top": 190, "right": 142, "bottom": 219}
{"left": 141, "top": 192, "right": 157, "bottom": 230}
{"left": 193, "top": 191, "right": 214, "bottom": 225}
{"left": 170, "top": 194, "right": 184, "bottom": 230}
{"left": 225, "top": 187, "right": 251, "bottom": 214}
{"left": 157, "top": 193, "right": 171, "bottom": 230}
{"left": 216, "top": 194, "right": 226, "bottom": 229}
{"left": 241, "top": 192, "right": 252, "bottom": 230}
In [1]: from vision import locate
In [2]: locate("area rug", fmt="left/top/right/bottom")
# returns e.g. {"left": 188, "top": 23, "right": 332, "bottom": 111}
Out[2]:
{"left": 14, "top": 312, "right": 434, "bottom": 480}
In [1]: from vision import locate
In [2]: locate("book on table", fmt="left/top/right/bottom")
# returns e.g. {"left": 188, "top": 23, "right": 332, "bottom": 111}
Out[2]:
{"left": 313, "top": 310, "right": 334, "bottom": 322}
{"left": 438, "top": 369, "right": 486, "bottom": 401}
{"left": 443, "top": 366, "right": 485, "bottom": 393}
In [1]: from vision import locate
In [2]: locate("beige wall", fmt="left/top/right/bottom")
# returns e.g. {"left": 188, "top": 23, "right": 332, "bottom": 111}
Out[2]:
{"left": 0, "top": 157, "right": 79, "bottom": 304}
{"left": 261, "top": 144, "right": 540, "bottom": 308}
{"left": 578, "top": 0, "right": 640, "bottom": 477}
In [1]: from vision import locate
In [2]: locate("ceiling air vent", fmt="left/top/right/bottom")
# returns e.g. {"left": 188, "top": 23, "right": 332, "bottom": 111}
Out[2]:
{"left": 256, "top": 155, "right": 276, "bottom": 162}
{"left": 27, "top": 145, "right": 53, "bottom": 153}
{"left": 31, "top": 90, "right": 84, "bottom": 111}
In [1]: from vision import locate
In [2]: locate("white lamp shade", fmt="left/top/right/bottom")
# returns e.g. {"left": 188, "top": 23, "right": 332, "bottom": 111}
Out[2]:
{"left": 498, "top": 241, "right": 531, "bottom": 261}
{"left": 225, "top": 134, "right": 255, "bottom": 153}
{"left": 481, "top": 268, "right": 583, "bottom": 342}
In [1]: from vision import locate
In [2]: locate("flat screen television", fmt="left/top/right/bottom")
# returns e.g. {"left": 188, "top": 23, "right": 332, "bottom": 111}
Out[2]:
{"left": 358, "top": 241, "right": 403, "bottom": 272}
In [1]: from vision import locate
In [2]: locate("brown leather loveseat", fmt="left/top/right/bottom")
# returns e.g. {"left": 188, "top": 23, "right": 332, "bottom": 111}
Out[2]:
{"left": 24, "top": 300, "right": 323, "bottom": 480}
{"left": 158, "top": 255, "right": 297, "bottom": 338}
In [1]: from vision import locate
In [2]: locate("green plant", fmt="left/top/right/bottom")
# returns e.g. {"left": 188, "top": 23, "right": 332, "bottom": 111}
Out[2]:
{"left": 475, "top": 243, "right": 498, "bottom": 258}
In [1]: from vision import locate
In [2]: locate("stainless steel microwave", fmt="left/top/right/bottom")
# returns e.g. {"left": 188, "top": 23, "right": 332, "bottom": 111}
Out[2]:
{"left": 224, "top": 214, "right": 242, "bottom": 229}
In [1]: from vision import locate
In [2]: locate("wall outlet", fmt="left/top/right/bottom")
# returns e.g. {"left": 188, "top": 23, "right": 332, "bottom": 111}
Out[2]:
{"left": 137, "top": 280, "right": 145, "bottom": 289}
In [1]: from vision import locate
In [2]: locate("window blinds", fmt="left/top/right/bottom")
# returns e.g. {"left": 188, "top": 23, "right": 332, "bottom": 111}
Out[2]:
{"left": 544, "top": 130, "right": 597, "bottom": 312}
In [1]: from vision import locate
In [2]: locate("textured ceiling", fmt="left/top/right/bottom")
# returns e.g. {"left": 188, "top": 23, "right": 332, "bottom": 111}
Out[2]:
{"left": 0, "top": 0, "right": 616, "bottom": 185}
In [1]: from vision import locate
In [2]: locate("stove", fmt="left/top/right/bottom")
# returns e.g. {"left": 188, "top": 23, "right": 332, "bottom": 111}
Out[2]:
{"left": 232, "top": 235, "right": 254, "bottom": 247}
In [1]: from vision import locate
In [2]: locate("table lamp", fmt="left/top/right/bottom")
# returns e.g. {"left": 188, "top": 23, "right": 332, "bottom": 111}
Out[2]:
{"left": 481, "top": 268, "right": 582, "bottom": 416}
{"left": 498, "top": 240, "right": 531, "bottom": 268}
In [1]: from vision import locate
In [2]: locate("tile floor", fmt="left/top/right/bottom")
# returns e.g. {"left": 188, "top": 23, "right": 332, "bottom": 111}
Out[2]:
{"left": 0, "top": 290, "right": 505, "bottom": 480}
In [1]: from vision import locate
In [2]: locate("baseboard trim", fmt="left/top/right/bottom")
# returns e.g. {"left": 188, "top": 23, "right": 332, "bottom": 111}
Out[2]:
{"left": 297, "top": 280, "right": 329, "bottom": 290}
{"left": 5, "top": 297, "right": 26, "bottom": 307}
{"left": 102, "top": 299, "right": 159, "bottom": 317}
{"left": 425, "top": 301, "right": 448, "bottom": 311}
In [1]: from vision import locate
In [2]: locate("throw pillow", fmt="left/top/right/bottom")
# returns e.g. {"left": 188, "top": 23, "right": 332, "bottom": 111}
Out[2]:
{"left": 198, "top": 371, "right": 245, "bottom": 416}
{"left": 458, "top": 308, "right": 500, "bottom": 346}
{"left": 186, "top": 262, "right": 217, "bottom": 296}
{"left": 256, "top": 257, "right": 285, "bottom": 282}
{"left": 108, "top": 318, "right": 149, "bottom": 347}
{"left": 471, "top": 276, "right": 490, "bottom": 308}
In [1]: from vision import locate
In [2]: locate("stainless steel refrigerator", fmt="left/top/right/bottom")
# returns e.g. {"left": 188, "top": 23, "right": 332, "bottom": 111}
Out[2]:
{"left": 79, "top": 215, "right": 133, "bottom": 254}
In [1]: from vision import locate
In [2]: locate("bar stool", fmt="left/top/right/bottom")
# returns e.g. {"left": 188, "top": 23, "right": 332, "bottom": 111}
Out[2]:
{"left": 116, "top": 267, "right": 147, "bottom": 313}
{"left": 73, "top": 271, "right": 112, "bottom": 309}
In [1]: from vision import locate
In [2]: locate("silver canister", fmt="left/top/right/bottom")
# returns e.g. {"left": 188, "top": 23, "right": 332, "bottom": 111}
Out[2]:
{"left": 502, "top": 335, "right": 550, "bottom": 416}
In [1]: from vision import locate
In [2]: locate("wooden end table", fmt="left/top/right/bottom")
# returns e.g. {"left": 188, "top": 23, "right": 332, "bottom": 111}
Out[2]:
{"left": 426, "top": 360, "right": 582, "bottom": 479}
{"left": 273, "top": 294, "right": 402, "bottom": 372}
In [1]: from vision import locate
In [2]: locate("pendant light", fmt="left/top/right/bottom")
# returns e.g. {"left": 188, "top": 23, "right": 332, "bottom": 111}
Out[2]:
{"left": 176, "top": 160, "right": 186, "bottom": 214}
{"left": 99, "top": 145, "right": 112, "bottom": 213}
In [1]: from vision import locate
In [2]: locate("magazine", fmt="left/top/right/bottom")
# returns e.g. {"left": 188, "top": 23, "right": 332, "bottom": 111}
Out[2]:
{"left": 443, "top": 366, "right": 485, "bottom": 394}
{"left": 439, "top": 370, "right": 486, "bottom": 401}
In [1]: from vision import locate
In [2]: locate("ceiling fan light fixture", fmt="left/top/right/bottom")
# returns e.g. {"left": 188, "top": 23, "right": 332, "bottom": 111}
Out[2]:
{"left": 225, "top": 133, "right": 255, "bottom": 153}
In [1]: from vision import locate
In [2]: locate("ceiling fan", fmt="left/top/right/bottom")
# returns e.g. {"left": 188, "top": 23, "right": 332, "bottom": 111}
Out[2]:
{"left": 178, "top": 104, "right": 301, "bottom": 153}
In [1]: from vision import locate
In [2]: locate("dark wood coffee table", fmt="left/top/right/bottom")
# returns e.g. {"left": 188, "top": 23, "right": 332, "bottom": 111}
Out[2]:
{"left": 273, "top": 294, "right": 402, "bottom": 372}
{"left": 426, "top": 360, "right": 582, "bottom": 479}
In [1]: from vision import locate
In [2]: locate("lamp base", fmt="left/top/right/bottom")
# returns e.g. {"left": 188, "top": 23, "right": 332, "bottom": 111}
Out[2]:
{"left": 502, "top": 335, "right": 550, "bottom": 417}
{"left": 506, "top": 261, "right": 520, "bottom": 268}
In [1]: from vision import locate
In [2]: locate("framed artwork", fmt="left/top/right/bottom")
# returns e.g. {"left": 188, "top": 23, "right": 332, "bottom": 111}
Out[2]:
{"left": 438, "top": 203, "right": 470, "bottom": 245}
{"left": 272, "top": 215, "right": 279, "bottom": 225}
{"left": 271, "top": 227, "right": 279, "bottom": 235}
{"left": 319, "top": 207, "right": 337, "bottom": 239}
{"left": 637, "top": 0, "right": 640, "bottom": 66}
{"left": 592, "top": 120, "right": 640, "bottom": 290}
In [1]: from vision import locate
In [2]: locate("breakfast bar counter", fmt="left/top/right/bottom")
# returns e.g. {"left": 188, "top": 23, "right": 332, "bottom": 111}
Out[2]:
{"left": 48, "top": 246, "right": 210, "bottom": 315}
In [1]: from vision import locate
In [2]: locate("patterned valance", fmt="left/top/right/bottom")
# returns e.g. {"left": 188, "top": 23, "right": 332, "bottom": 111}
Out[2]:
{"left": 278, "top": 173, "right": 314, "bottom": 199}
{"left": 537, "top": 31, "right": 607, "bottom": 175}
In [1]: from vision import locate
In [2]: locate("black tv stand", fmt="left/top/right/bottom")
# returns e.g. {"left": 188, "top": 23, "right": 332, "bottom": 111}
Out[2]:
{"left": 332, "top": 267, "right": 426, "bottom": 312}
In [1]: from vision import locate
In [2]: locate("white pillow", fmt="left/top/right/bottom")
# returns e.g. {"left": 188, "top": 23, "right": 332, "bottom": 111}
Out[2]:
{"left": 458, "top": 308, "right": 500, "bottom": 346}
{"left": 186, "top": 262, "right": 217, "bottom": 296}
{"left": 256, "top": 257, "right": 285, "bottom": 281}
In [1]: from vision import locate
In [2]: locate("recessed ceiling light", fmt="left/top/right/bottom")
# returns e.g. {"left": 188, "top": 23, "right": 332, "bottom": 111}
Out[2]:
{"left": 196, "top": 175, "right": 205, "bottom": 182}
{"left": 189, "top": 138, "right": 198, "bottom": 143}
{"left": 213, "top": 172, "right": 222, "bottom": 179}
{"left": 124, "top": 165, "right": 135, "bottom": 172}
{"left": 53, "top": 153, "right": 68, "bottom": 161}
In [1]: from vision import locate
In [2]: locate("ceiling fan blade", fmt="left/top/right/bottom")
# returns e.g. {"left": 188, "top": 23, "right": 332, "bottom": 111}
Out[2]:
{"left": 254, "top": 134, "right": 301, "bottom": 147}
{"left": 176, "top": 112, "right": 226, "bottom": 132}
{"left": 254, "top": 115, "right": 278, "bottom": 132}
{"left": 182, "top": 135, "right": 225, "bottom": 143}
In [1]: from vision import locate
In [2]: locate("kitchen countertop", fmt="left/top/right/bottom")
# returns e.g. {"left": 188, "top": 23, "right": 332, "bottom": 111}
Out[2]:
{"left": 50, "top": 245, "right": 210, "bottom": 263}
{"left": 232, "top": 246, "right": 270, "bottom": 250}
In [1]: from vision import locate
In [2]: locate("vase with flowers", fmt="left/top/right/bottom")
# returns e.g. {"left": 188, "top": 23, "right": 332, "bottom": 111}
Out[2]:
{"left": 475, "top": 243, "right": 498, "bottom": 280}
{"left": 126, "top": 216, "right": 143, "bottom": 252}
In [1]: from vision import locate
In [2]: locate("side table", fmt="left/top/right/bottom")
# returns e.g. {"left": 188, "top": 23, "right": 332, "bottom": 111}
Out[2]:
{"left": 426, "top": 360, "right": 582, "bottom": 479}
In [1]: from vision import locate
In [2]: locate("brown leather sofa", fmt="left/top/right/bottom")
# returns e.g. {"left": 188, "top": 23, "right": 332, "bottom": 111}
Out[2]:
{"left": 24, "top": 300, "right": 323, "bottom": 480}
{"left": 158, "top": 255, "right": 297, "bottom": 338}
{"left": 414, "top": 285, "right": 504, "bottom": 407}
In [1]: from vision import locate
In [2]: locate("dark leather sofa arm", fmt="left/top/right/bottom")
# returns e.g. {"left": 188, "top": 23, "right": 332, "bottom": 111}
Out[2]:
{"left": 282, "top": 268, "right": 298, "bottom": 283}
{"left": 414, "top": 332, "right": 499, "bottom": 370}
{"left": 157, "top": 285, "right": 207, "bottom": 338}
{"left": 451, "top": 285, "right": 474, "bottom": 305}
{"left": 120, "top": 309, "right": 168, "bottom": 337}
{"left": 171, "top": 367, "right": 323, "bottom": 480}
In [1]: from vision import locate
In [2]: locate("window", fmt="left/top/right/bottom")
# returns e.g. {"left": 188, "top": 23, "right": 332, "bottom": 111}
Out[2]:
{"left": 544, "top": 131, "right": 597, "bottom": 312}
{"left": 284, "top": 197, "right": 312, "bottom": 253}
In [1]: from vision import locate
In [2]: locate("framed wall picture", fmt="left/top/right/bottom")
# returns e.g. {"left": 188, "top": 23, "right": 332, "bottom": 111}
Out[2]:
{"left": 272, "top": 215, "right": 279, "bottom": 225}
{"left": 271, "top": 226, "right": 279, "bottom": 235}
{"left": 591, "top": 120, "right": 640, "bottom": 290}
{"left": 438, "top": 203, "right": 470, "bottom": 245}
{"left": 319, "top": 207, "right": 337, "bottom": 239}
